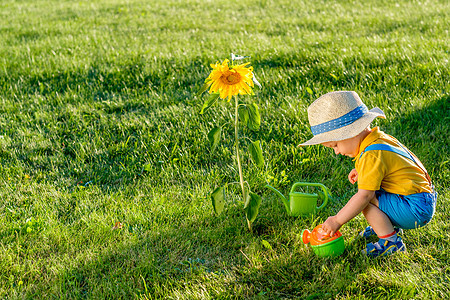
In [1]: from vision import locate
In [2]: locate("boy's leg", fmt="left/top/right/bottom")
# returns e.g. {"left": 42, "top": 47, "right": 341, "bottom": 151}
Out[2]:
{"left": 359, "top": 226, "right": 402, "bottom": 238}
{"left": 362, "top": 198, "right": 395, "bottom": 238}
{"left": 361, "top": 194, "right": 406, "bottom": 257}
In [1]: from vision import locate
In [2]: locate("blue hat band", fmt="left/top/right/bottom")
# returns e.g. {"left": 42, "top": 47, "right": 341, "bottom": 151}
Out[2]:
{"left": 310, "top": 104, "right": 369, "bottom": 135}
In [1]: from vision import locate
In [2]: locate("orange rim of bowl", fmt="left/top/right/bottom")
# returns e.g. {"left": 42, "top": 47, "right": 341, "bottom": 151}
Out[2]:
{"left": 309, "top": 224, "right": 342, "bottom": 246}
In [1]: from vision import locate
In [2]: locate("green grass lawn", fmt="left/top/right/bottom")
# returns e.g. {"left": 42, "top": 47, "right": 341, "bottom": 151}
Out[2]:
{"left": 0, "top": 0, "right": 449, "bottom": 298}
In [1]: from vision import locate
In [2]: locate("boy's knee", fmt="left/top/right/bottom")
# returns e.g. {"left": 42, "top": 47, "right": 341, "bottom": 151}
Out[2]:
{"left": 362, "top": 194, "right": 380, "bottom": 216}
{"left": 362, "top": 202, "right": 377, "bottom": 217}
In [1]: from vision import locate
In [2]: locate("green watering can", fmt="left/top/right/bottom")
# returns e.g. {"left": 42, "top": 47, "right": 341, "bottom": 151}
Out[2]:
{"left": 265, "top": 182, "right": 329, "bottom": 217}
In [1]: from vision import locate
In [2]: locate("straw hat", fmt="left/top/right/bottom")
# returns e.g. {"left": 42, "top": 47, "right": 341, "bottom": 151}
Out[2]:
{"left": 299, "top": 91, "right": 386, "bottom": 146}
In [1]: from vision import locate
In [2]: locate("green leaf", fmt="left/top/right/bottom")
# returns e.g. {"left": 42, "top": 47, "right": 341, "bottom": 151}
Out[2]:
{"left": 143, "top": 163, "right": 152, "bottom": 172}
{"left": 306, "top": 87, "right": 313, "bottom": 95}
{"left": 247, "top": 103, "right": 261, "bottom": 131}
{"left": 200, "top": 92, "right": 220, "bottom": 114}
{"left": 249, "top": 140, "right": 264, "bottom": 168}
{"left": 245, "top": 192, "right": 262, "bottom": 223}
{"left": 330, "top": 73, "right": 338, "bottom": 80}
{"left": 301, "top": 158, "right": 311, "bottom": 164}
{"left": 238, "top": 105, "right": 249, "bottom": 125}
{"left": 261, "top": 239, "right": 272, "bottom": 250}
{"left": 207, "top": 127, "right": 221, "bottom": 151}
{"left": 196, "top": 82, "right": 210, "bottom": 97}
{"left": 211, "top": 186, "right": 225, "bottom": 215}
{"left": 243, "top": 187, "right": 250, "bottom": 209}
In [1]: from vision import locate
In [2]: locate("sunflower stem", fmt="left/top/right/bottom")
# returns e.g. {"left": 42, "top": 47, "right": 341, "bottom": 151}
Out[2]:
{"left": 235, "top": 96, "right": 252, "bottom": 231}
{"left": 234, "top": 96, "right": 245, "bottom": 200}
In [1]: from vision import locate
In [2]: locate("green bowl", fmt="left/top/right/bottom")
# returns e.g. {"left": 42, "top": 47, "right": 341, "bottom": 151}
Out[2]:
{"left": 310, "top": 236, "right": 345, "bottom": 257}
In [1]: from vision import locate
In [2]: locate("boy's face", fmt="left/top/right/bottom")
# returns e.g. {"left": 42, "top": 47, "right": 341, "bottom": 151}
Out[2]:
{"left": 321, "top": 136, "right": 361, "bottom": 158}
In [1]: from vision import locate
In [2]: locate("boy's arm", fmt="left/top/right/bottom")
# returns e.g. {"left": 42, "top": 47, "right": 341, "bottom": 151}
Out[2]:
{"left": 322, "top": 189, "right": 375, "bottom": 236}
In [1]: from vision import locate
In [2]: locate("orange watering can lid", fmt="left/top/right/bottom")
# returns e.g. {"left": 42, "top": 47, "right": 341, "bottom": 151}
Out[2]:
{"left": 302, "top": 224, "right": 342, "bottom": 246}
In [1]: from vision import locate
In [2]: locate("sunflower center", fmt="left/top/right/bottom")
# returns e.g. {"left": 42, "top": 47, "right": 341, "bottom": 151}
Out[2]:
{"left": 221, "top": 71, "right": 241, "bottom": 85}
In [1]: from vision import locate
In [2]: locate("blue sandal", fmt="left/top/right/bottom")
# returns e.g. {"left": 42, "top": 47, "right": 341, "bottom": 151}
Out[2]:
{"left": 363, "top": 237, "right": 406, "bottom": 257}
{"left": 359, "top": 226, "right": 403, "bottom": 238}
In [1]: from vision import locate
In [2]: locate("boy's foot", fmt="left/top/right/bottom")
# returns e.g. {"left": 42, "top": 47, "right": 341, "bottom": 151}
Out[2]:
{"left": 359, "top": 226, "right": 403, "bottom": 238}
{"left": 363, "top": 237, "right": 406, "bottom": 257}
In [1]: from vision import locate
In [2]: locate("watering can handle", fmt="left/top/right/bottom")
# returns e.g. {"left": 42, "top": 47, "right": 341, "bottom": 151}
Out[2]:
{"left": 290, "top": 182, "right": 329, "bottom": 211}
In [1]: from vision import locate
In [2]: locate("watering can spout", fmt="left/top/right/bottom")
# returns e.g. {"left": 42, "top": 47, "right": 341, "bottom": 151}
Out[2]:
{"left": 264, "top": 184, "right": 291, "bottom": 214}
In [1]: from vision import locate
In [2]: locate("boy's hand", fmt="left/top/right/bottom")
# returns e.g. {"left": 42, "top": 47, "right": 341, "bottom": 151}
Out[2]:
{"left": 348, "top": 169, "right": 358, "bottom": 184}
{"left": 321, "top": 216, "right": 342, "bottom": 237}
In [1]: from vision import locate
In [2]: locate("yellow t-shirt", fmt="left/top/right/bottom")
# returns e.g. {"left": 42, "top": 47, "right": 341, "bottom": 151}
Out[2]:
{"left": 354, "top": 127, "right": 432, "bottom": 195}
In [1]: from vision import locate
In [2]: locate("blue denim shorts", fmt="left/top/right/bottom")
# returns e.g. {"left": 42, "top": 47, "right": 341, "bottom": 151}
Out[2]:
{"left": 376, "top": 189, "right": 437, "bottom": 229}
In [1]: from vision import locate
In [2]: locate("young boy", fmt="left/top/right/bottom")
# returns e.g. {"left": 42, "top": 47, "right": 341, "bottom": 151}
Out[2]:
{"left": 299, "top": 91, "right": 437, "bottom": 257}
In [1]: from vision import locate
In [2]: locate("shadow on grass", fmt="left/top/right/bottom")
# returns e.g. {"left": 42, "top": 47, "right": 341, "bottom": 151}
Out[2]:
{"left": 42, "top": 200, "right": 373, "bottom": 299}
{"left": 384, "top": 94, "right": 449, "bottom": 189}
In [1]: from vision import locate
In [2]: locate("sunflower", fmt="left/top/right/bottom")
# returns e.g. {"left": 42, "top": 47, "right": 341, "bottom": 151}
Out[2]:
{"left": 205, "top": 59, "right": 254, "bottom": 100}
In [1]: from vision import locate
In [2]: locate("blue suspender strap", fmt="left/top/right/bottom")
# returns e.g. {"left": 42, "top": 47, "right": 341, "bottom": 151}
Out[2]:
{"left": 359, "top": 144, "right": 414, "bottom": 161}
{"left": 359, "top": 143, "right": 432, "bottom": 185}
